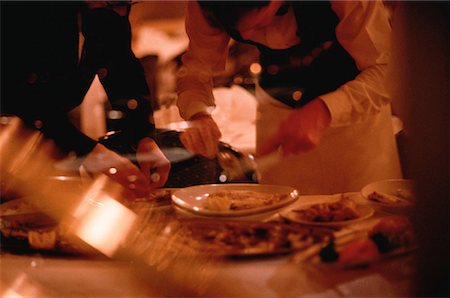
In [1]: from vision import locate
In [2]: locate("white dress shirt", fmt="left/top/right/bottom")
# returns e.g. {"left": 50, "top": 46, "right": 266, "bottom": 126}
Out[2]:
{"left": 176, "top": 1, "right": 402, "bottom": 194}
{"left": 176, "top": 0, "right": 392, "bottom": 128}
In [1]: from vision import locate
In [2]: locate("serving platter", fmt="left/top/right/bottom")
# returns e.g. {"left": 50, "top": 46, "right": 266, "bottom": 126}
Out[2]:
{"left": 175, "top": 219, "right": 333, "bottom": 257}
{"left": 171, "top": 183, "right": 299, "bottom": 218}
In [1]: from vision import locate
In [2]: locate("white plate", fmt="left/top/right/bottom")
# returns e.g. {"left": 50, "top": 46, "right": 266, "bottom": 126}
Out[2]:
{"left": 361, "top": 179, "right": 415, "bottom": 214}
{"left": 280, "top": 196, "right": 375, "bottom": 227}
{"left": 171, "top": 183, "right": 299, "bottom": 217}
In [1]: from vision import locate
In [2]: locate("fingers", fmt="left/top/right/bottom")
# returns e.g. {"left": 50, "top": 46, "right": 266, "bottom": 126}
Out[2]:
{"left": 105, "top": 159, "right": 150, "bottom": 199}
{"left": 180, "top": 128, "right": 204, "bottom": 155}
{"left": 279, "top": 137, "right": 316, "bottom": 155}
{"left": 197, "top": 124, "right": 220, "bottom": 158}
{"left": 189, "top": 127, "right": 213, "bottom": 157}
{"left": 260, "top": 129, "right": 317, "bottom": 157}
{"left": 259, "top": 126, "right": 318, "bottom": 157}
{"left": 136, "top": 138, "right": 171, "bottom": 190}
{"left": 148, "top": 162, "right": 170, "bottom": 189}
{"left": 259, "top": 103, "right": 329, "bottom": 157}
{"left": 84, "top": 144, "right": 150, "bottom": 200}
{"left": 258, "top": 131, "right": 284, "bottom": 156}
{"left": 137, "top": 138, "right": 161, "bottom": 180}
{"left": 180, "top": 117, "right": 221, "bottom": 159}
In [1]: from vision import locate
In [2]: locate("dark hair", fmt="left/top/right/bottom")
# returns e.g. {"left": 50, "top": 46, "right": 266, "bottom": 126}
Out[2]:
{"left": 198, "top": 1, "right": 270, "bottom": 29}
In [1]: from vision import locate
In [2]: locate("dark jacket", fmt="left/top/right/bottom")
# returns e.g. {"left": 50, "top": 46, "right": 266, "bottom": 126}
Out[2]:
{"left": 1, "top": 1, "right": 154, "bottom": 156}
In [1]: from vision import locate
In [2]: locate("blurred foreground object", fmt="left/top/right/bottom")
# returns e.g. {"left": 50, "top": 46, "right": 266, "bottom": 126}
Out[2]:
{"left": 386, "top": 2, "right": 449, "bottom": 296}
{"left": 0, "top": 117, "right": 229, "bottom": 295}
{"left": 0, "top": 117, "right": 137, "bottom": 256}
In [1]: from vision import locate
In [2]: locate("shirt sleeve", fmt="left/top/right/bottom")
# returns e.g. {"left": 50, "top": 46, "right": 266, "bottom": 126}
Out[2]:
{"left": 320, "top": 0, "right": 392, "bottom": 127}
{"left": 176, "top": 1, "right": 231, "bottom": 120}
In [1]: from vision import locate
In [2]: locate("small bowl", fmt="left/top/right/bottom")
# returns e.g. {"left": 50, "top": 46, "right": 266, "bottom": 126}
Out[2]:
{"left": 361, "top": 179, "right": 416, "bottom": 214}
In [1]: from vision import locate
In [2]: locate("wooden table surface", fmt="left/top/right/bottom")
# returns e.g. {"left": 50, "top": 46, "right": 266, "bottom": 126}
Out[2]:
{"left": 1, "top": 193, "right": 416, "bottom": 297}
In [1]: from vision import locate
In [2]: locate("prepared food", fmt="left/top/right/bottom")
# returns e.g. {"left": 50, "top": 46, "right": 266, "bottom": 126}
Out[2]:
{"left": 292, "top": 195, "right": 360, "bottom": 223}
{"left": 318, "top": 216, "right": 416, "bottom": 266}
{"left": 202, "top": 190, "right": 289, "bottom": 211}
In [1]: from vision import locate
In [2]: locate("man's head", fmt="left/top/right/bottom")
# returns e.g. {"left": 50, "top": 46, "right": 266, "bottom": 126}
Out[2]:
{"left": 199, "top": 1, "right": 284, "bottom": 39}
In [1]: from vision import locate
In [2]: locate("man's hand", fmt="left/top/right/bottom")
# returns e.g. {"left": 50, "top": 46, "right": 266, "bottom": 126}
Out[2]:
{"left": 83, "top": 143, "right": 151, "bottom": 200}
{"left": 179, "top": 113, "right": 222, "bottom": 159}
{"left": 136, "top": 137, "right": 170, "bottom": 189}
{"left": 259, "top": 98, "right": 331, "bottom": 156}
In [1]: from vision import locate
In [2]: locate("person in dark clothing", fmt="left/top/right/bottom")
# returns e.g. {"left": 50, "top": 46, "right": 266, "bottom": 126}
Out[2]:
{"left": 1, "top": 1, "right": 170, "bottom": 199}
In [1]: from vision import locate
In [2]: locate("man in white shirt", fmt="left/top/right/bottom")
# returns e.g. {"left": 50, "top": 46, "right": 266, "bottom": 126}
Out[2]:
{"left": 176, "top": 1, "right": 402, "bottom": 194}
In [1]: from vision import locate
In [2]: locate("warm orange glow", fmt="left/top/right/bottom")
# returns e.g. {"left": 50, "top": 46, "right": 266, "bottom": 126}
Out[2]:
{"left": 108, "top": 110, "right": 124, "bottom": 119}
{"left": 233, "top": 76, "right": 244, "bottom": 84}
{"left": 127, "top": 99, "right": 138, "bottom": 110}
{"left": 3, "top": 273, "right": 43, "bottom": 298}
{"left": 34, "top": 120, "right": 43, "bottom": 129}
{"left": 72, "top": 193, "right": 137, "bottom": 257}
{"left": 292, "top": 90, "right": 303, "bottom": 101}
{"left": 249, "top": 63, "right": 262, "bottom": 75}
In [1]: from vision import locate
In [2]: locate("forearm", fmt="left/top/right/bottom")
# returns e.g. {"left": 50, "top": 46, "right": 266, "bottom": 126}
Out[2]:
{"left": 176, "top": 0, "right": 230, "bottom": 120}
{"left": 176, "top": 78, "right": 216, "bottom": 120}
{"left": 321, "top": 63, "right": 390, "bottom": 127}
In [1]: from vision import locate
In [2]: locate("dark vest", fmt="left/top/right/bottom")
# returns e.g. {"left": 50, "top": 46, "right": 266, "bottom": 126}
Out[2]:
{"left": 227, "top": 1, "right": 360, "bottom": 108}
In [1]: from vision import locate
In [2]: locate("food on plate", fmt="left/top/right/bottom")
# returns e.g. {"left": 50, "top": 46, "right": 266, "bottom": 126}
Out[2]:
{"left": 1, "top": 220, "right": 58, "bottom": 250}
{"left": 395, "top": 188, "right": 416, "bottom": 201}
{"left": 185, "top": 221, "right": 333, "bottom": 256}
{"left": 368, "top": 215, "right": 416, "bottom": 253}
{"left": 129, "top": 188, "right": 173, "bottom": 205}
{"left": 202, "top": 190, "right": 289, "bottom": 211}
{"left": 318, "top": 216, "right": 416, "bottom": 266}
{"left": 367, "top": 188, "right": 415, "bottom": 205}
{"left": 0, "top": 216, "right": 98, "bottom": 254}
{"left": 0, "top": 199, "right": 98, "bottom": 255}
{"left": 128, "top": 188, "right": 175, "bottom": 213}
{"left": 368, "top": 191, "right": 402, "bottom": 204}
{"left": 337, "top": 239, "right": 381, "bottom": 264}
{"left": 0, "top": 199, "right": 39, "bottom": 216}
{"left": 147, "top": 188, "right": 173, "bottom": 204}
{"left": 28, "top": 228, "right": 58, "bottom": 250}
{"left": 368, "top": 191, "right": 411, "bottom": 205}
{"left": 292, "top": 195, "right": 360, "bottom": 222}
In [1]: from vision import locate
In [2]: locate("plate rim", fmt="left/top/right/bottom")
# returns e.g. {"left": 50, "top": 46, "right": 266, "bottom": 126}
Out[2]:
{"left": 171, "top": 183, "right": 299, "bottom": 217}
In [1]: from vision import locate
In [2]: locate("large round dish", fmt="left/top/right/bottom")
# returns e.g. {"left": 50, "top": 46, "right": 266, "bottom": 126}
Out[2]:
{"left": 171, "top": 183, "right": 299, "bottom": 217}
{"left": 176, "top": 219, "right": 332, "bottom": 257}
{"left": 361, "top": 179, "right": 415, "bottom": 214}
